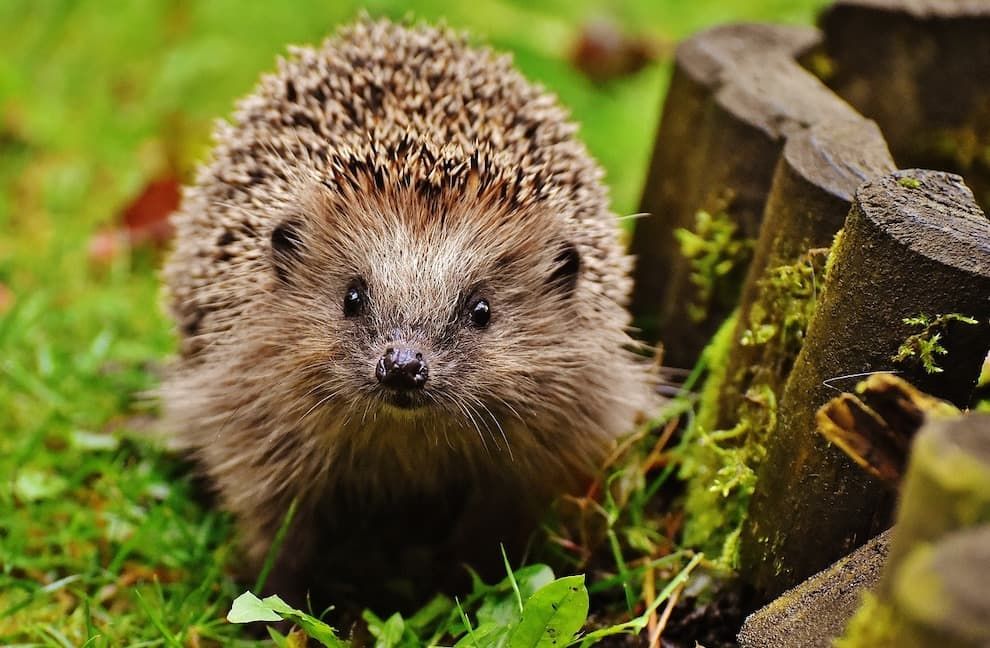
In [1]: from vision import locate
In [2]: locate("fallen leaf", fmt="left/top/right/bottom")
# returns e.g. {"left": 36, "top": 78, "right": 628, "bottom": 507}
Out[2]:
{"left": 89, "top": 175, "right": 180, "bottom": 264}
{"left": 120, "top": 175, "right": 180, "bottom": 244}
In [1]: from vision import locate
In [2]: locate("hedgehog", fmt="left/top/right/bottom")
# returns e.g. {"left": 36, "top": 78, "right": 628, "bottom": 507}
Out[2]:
{"left": 161, "top": 18, "right": 656, "bottom": 605}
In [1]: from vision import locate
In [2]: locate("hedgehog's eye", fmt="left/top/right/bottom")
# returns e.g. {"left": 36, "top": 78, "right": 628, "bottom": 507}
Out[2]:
{"left": 343, "top": 286, "right": 364, "bottom": 317}
{"left": 469, "top": 299, "right": 491, "bottom": 328}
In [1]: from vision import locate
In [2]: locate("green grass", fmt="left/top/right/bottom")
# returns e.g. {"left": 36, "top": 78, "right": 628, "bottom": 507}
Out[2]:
{"left": 0, "top": 0, "right": 825, "bottom": 644}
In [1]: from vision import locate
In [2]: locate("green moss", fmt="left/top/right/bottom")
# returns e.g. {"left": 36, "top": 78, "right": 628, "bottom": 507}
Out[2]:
{"left": 694, "top": 310, "right": 739, "bottom": 434}
{"left": 897, "top": 176, "right": 921, "bottom": 189}
{"left": 823, "top": 228, "right": 844, "bottom": 283}
{"left": 680, "top": 311, "right": 782, "bottom": 565}
{"left": 679, "top": 245, "right": 831, "bottom": 565}
{"left": 833, "top": 592, "right": 897, "bottom": 648}
{"left": 893, "top": 313, "right": 980, "bottom": 374}
{"left": 740, "top": 248, "right": 828, "bottom": 367}
{"left": 678, "top": 312, "right": 737, "bottom": 556}
{"left": 674, "top": 209, "right": 754, "bottom": 323}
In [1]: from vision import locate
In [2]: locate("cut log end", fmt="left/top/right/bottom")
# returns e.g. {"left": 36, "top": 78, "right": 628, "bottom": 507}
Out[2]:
{"left": 857, "top": 170, "right": 990, "bottom": 275}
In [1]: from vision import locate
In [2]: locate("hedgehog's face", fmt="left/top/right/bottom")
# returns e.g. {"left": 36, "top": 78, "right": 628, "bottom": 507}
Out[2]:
{"left": 266, "top": 192, "right": 589, "bottom": 441}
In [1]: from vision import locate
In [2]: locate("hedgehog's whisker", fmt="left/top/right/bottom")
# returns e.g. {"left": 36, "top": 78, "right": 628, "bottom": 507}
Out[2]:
{"left": 297, "top": 386, "right": 340, "bottom": 427}
{"left": 476, "top": 397, "right": 511, "bottom": 461}
{"left": 450, "top": 393, "right": 489, "bottom": 456}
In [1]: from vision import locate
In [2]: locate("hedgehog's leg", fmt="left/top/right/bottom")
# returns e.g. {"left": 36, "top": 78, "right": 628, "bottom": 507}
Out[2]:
{"left": 253, "top": 514, "right": 319, "bottom": 610}
{"left": 232, "top": 484, "right": 321, "bottom": 609}
{"left": 196, "top": 433, "right": 326, "bottom": 608}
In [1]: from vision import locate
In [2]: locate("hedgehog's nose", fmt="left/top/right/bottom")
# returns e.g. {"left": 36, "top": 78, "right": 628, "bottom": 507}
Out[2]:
{"left": 376, "top": 347, "right": 428, "bottom": 390}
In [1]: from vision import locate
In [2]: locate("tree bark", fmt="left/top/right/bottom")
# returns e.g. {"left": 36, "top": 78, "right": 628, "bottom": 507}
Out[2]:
{"left": 740, "top": 170, "right": 990, "bottom": 605}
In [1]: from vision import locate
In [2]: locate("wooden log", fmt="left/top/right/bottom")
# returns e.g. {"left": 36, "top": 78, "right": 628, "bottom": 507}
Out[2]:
{"left": 713, "top": 118, "right": 895, "bottom": 432}
{"left": 884, "top": 526, "right": 990, "bottom": 647}
{"left": 737, "top": 529, "right": 891, "bottom": 648}
{"left": 629, "top": 23, "right": 863, "bottom": 367}
{"left": 739, "top": 170, "right": 990, "bottom": 604}
{"left": 679, "top": 119, "right": 894, "bottom": 555}
{"left": 879, "top": 412, "right": 990, "bottom": 595}
{"left": 816, "top": 0, "right": 990, "bottom": 209}
{"left": 837, "top": 413, "right": 990, "bottom": 647}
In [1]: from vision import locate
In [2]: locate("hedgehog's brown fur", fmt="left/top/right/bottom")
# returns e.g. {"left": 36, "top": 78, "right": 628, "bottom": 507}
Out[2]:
{"left": 162, "top": 18, "right": 655, "bottom": 604}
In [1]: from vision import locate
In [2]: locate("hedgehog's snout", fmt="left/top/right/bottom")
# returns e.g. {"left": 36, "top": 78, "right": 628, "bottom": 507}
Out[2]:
{"left": 376, "top": 347, "right": 429, "bottom": 391}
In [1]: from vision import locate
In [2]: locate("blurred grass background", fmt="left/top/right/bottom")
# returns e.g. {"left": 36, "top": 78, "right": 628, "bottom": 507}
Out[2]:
{"left": 0, "top": 0, "right": 826, "bottom": 643}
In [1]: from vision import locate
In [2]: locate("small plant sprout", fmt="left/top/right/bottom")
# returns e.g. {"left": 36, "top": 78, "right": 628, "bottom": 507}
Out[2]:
{"left": 893, "top": 313, "right": 980, "bottom": 374}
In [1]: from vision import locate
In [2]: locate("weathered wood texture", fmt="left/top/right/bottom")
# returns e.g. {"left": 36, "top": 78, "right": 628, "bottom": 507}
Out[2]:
{"left": 740, "top": 170, "right": 990, "bottom": 604}
{"left": 737, "top": 529, "right": 890, "bottom": 648}
{"left": 816, "top": 0, "right": 990, "bottom": 210}
{"left": 713, "top": 119, "right": 895, "bottom": 432}
{"left": 629, "top": 23, "right": 864, "bottom": 367}
{"left": 815, "top": 374, "right": 959, "bottom": 487}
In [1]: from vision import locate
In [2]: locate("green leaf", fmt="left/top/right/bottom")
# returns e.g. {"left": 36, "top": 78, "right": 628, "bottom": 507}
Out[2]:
{"left": 263, "top": 595, "right": 349, "bottom": 648}
{"left": 227, "top": 591, "right": 282, "bottom": 623}
{"left": 227, "top": 592, "right": 349, "bottom": 648}
{"left": 406, "top": 594, "right": 453, "bottom": 632}
{"left": 478, "top": 565, "right": 555, "bottom": 627}
{"left": 268, "top": 626, "right": 289, "bottom": 647}
{"left": 506, "top": 575, "right": 588, "bottom": 648}
{"left": 454, "top": 622, "right": 512, "bottom": 648}
{"left": 514, "top": 565, "right": 556, "bottom": 601}
{"left": 366, "top": 612, "right": 405, "bottom": 648}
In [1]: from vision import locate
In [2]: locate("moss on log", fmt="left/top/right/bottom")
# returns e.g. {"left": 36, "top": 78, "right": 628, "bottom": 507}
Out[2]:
{"left": 885, "top": 525, "right": 990, "bottom": 647}
{"left": 629, "top": 23, "right": 862, "bottom": 366}
{"left": 740, "top": 170, "right": 990, "bottom": 604}
{"left": 679, "top": 120, "right": 895, "bottom": 559}
{"left": 879, "top": 413, "right": 990, "bottom": 595}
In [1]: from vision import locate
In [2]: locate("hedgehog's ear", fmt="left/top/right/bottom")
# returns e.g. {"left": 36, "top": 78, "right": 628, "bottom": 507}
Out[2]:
{"left": 271, "top": 220, "right": 305, "bottom": 283}
{"left": 548, "top": 241, "right": 581, "bottom": 296}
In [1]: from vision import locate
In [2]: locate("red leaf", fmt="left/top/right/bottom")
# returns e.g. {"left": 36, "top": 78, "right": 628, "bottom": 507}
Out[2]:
{"left": 89, "top": 175, "right": 181, "bottom": 264}
{"left": 120, "top": 175, "right": 180, "bottom": 246}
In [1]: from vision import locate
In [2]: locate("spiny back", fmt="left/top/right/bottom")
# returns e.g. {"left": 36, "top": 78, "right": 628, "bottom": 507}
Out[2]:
{"left": 166, "top": 19, "right": 630, "bottom": 357}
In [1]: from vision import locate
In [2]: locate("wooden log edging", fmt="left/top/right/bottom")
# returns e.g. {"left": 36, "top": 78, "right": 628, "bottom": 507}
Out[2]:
{"left": 737, "top": 529, "right": 891, "bottom": 648}
{"left": 739, "top": 169, "right": 990, "bottom": 604}
{"left": 878, "top": 413, "right": 990, "bottom": 597}
{"left": 629, "top": 23, "right": 863, "bottom": 367}
{"left": 679, "top": 118, "right": 895, "bottom": 554}
{"left": 713, "top": 118, "right": 895, "bottom": 432}
{"left": 816, "top": 0, "right": 990, "bottom": 210}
